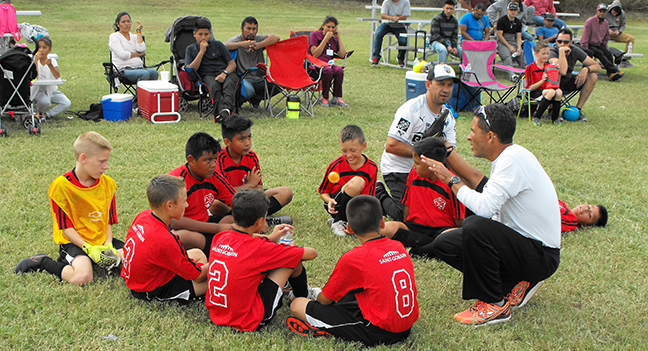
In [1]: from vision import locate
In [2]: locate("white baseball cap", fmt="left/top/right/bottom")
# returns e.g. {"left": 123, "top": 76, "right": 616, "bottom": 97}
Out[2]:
{"left": 427, "top": 63, "right": 459, "bottom": 83}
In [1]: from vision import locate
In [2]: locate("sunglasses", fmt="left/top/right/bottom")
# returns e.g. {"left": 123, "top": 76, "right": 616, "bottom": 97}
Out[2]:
{"left": 556, "top": 39, "right": 571, "bottom": 44}
{"left": 477, "top": 105, "right": 491, "bottom": 128}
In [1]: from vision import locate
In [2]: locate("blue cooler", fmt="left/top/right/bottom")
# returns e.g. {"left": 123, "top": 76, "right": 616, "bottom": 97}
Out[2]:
{"left": 406, "top": 71, "right": 427, "bottom": 101}
{"left": 101, "top": 94, "right": 133, "bottom": 121}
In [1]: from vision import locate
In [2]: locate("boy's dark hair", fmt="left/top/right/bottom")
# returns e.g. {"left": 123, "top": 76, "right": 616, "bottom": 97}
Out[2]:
{"left": 474, "top": 103, "right": 516, "bottom": 144}
{"left": 340, "top": 124, "right": 365, "bottom": 144}
{"left": 596, "top": 205, "right": 608, "bottom": 227}
{"left": 185, "top": 132, "right": 221, "bottom": 160}
{"left": 445, "top": 0, "right": 456, "bottom": 6}
{"left": 241, "top": 16, "right": 258, "bottom": 28}
{"left": 113, "top": 12, "right": 130, "bottom": 32}
{"left": 232, "top": 189, "right": 270, "bottom": 228}
{"left": 147, "top": 175, "right": 185, "bottom": 208}
{"left": 347, "top": 196, "right": 382, "bottom": 235}
{"left": 534, "top": 40, "right": 549, "bottom": 53}
{"left": 413, "top": 137, "right": 447, "bottom": 163}
{"left": 194, "top": 18, "right": 212, "bottom": 32}
{"left": 474, "top": 3, "right": 487, "bottom": 11}
{"left": 558, "top": 28, "right": 573, "bottom": 41}
{"left": 222, "top": 114, "right": 253, "bottom": 141}
{"left": 36, "top": 37, "right": 52, "bottom": 48}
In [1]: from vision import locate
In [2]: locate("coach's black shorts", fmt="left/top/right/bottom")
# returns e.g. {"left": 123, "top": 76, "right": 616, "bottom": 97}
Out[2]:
{"left": 256, "top": 278, "right": 284, "bottom": 328}
{"left": 559, "top": 75, "right": 583, "bottom": 94}
{"left": 130, "top": 274, "right": 197, "bottom": 305}
{"left": 305, "top": 294, "right": 411, "bottom": 347}
{"left": 58, "top": 238, "right": 124, "bottom": 264}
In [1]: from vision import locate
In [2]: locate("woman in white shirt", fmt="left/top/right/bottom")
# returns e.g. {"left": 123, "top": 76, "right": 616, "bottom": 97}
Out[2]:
{"left": 109, "top": 12, "right": 158, "bottom": 83}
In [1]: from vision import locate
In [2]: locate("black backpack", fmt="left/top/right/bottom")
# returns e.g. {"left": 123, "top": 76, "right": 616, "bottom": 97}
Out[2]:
{"left": 76, "top": 103, "right": 103, "bottom": 122}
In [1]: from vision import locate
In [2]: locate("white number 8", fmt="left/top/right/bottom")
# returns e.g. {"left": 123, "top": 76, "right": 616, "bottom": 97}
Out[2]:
{"left": 392, "top": 269, "right": 415, "bottom": 318}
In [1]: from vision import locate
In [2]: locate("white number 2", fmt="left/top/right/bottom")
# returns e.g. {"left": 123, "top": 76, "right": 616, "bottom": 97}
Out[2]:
{"left": 208, "top": 260, "right": 229, "bottom": 308}
{"left": 392, "top": 269, "right": 415, "bottom": 318}
{"left": 121, "top": 238, "right": 136, "bottom": 279}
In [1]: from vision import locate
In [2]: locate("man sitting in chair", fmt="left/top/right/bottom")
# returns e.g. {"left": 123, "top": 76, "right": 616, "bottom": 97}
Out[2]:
{"left": 459, "top": 3, "right": 491, "bottom": 42}
{"left": 429, "top": 0, "right": 462, "bottom": 64}
{"left": 225, "top": 16, "right": 279, "bottom": 109}
{"left": 186, "top": 18, "right": 237, "bottom": 123}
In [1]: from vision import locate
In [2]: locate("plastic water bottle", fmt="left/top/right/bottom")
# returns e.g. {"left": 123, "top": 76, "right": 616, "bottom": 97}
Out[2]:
{"left": 628, "top": 43, "right": 633, "bottom": 54}
{"left": 417, "top": 22, "right": 422, "bottom": 31}
{"left": 279, "top": 231, "right": 294, "bottom": 245}
{"left": 465, "top": 63, "right": 472, "bottom": 72}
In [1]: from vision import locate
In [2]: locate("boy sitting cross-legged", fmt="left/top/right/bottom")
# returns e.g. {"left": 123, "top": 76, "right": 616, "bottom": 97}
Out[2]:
{"left": 287, "top": 195, "right": 419, "bottom": 347}
{"left": 217, "top": 114, "right": 293, "bottom": 225}
{"left": 526, "top": 40, "right": 564, "bottom": 126}
{"left": 15, "top": 131, "right": 123, "bottom": 285}
{"left": 381, "top": 136, "right": 465, "bottom": 257}
{"left": 206, "top": 189, "right": 319, "bottom": 332}
{"left": 318, "top": 125, "right": 378, "bottom": 236}
{"left": 121, "top": 175, "right": 208, "bottom": 304}
{"left": 169, "top": 132, "right": 235, "bottom": 256}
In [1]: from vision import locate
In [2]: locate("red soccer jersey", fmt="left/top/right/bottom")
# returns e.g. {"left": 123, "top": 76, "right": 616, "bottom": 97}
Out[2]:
{"left": 322, "top": 237, "right": 419, "bottom": 333}
{"left": 559, "top": 200, "right": 578, "bottom": 233}
{"left": 121, "top": 210, "right": 203, "bottom": 292}
{"left": 206, "top": 229, "right": 304, "bottom": 331}
{"left": 169, "top": 163, "right": 236, "bottom": 222}
{"left": 318, "top": 155, "right": 378, "bottom": 196}
{"left": 402, "top": 168, "right": 465, "bottom": 227}
{"left": 217, "top": 147, "right": 263, "bottom": 187}
{"left": 525, "top": 61, "right": 552, "bottom": 91}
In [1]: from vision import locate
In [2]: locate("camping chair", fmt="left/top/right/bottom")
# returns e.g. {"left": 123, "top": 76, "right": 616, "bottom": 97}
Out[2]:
{"left": 264, "top": 36, "right": 322, "bottom": 117}
{"left": 457, "top": 40, "right": 523, "bottom": 111}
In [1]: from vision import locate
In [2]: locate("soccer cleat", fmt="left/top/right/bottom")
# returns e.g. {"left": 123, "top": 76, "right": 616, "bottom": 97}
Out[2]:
{"left": 371, "top": 58, "right": 379, "bottom": 67}
{"left": 289, "top": 286, "right": 322, "bottom": 301}
{"left": 507, "top": 280, "right": 544, "bottom": 309}
{"left": 552, "top": 117, "right": 564, "bottom": 125}
{"left": 532, "top": 117, "right": 542, "bottom": 126}
{"left": 330, "top": 221, "right": 348, "bottom": 236}
{"left": 287, "top": 316, "right": 331, "bottom": 339}
{"left": 15, "top": 253, "right": 48, "bottom": 274}
{"left": 266, "top": 215, "right": 293, "bottom": 226}
{"left": 455, "top": 300, "right": 511, "bottom": 326}
{"left": 320, "top": 98, "right": 329, "bottom": 107}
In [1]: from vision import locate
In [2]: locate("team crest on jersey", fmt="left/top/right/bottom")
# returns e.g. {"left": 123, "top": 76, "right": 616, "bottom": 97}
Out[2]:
{"left": 396, "top": 118, "right": 411, "bottom": 136}
{"left": 88, "top": 211, "right": 102, "bottom": 222}
{"left": 434, "top": 197, "right": 447, "bottom": 210}
{"left": 204, "top": 193, "right": 215, "bottom": 208}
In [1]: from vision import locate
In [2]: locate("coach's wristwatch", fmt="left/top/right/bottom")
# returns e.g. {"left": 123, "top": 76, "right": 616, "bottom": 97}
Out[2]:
{"left": 447, "top": 176, "right": 461, "bottom": 188}
{"left": 223, "top": 70, "right": 229, "bottom": 75}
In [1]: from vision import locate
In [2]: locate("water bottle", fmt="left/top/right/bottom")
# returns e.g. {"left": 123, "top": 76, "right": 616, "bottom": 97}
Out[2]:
{"left": 628, "top": 43, "right": 633, "bottom": 54}
{"left": 417, "top": 22, "right": 422, "bottom": 31}
{"left": 279, "top": 231, "right": 294, "bottom": 245}
{"left": 465, "top": 63, "right": 472, "bottom": 72}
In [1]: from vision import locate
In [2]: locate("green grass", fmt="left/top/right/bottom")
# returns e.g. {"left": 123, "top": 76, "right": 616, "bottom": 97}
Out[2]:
{"left": 1, "top": 0, "right": 647, "bottom": 349}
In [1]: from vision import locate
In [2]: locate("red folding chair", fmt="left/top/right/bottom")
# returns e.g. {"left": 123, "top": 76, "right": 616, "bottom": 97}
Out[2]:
{"left": 264, "top": 36, "right": 322, "bottom": 117}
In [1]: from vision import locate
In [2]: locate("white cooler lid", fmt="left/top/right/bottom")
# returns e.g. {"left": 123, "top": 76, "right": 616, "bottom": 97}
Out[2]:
{"left": 406, "top": 71, "right": 428, "bottom": 80}
{"left": 137, "top": 80, "right": 179, "bottom": 92}
{"left": 102, "top": 93, "right": 133, "bottom": 102}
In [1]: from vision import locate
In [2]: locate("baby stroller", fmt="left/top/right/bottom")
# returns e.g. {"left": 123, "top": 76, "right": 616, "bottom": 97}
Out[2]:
{"left": 164, "top": 15, "right": 213, "bottom": 118}
{"left": 0, "top": 46, "right": 39, "bottom": 136}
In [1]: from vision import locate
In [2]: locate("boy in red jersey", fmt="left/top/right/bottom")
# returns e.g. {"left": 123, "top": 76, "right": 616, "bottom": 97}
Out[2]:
{"left": 206, "top": 189, "right": 318, "bottom": 331}
{"left": 318, "top": 125, "right": 378, "bottom": 236}
{"left": 381, "top": 137, "right": 465, "bottom": 257}
{"left": 169, "top": 132, "right": 235, "bottom": 256}
{"left": 525, "top": 40, "right": 563, "bottom": 126}
{"left": 559, "top": 200, "right": 608, "bottom": 233}
{"left": 121, "top": 175, "right": 208, "bottom": 304}
{"left": 15, "top": 132, "right": 123, "bottom": 285}
{"left": 288, "top": 195, "right": 419, "bottom": 347}
{"left": 217, "top": 114, "right": 293, "bottom": 225}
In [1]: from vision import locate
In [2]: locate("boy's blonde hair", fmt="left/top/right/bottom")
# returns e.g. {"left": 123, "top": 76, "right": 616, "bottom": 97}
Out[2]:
{"left": 73, "top": 131, "right": 112, "bottom": 160}
{"left": 147, "top": 175, "right": 185, "bottom": 209}
{"left": 534, "top": 40, "right": 549, "bottom": 53}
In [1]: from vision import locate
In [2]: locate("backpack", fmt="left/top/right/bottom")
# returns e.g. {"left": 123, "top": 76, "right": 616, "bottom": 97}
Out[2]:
{"left": 178, "top": 69, "right": 196, "bottom": 95}
{"left": 76, "top": 103, "right": 103, "bottom": 122}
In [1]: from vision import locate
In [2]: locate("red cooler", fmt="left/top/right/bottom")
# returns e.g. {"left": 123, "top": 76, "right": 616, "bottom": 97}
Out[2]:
{"left": 137, "top": 80, "right": 181, "bottom": 123}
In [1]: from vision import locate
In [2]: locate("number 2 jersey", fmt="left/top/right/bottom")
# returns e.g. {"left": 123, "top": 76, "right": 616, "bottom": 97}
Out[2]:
{"left": 322, "top": 236, "right": 419, "bottom": 333}
{"left": 205, "top": 229, "right": 305, "bottom": 331}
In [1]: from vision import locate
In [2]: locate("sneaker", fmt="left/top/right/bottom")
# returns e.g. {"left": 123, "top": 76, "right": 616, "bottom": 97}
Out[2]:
{"left": 289, "top": 286, "right": 322, "bottom": 301}
{"left": 286, "top": 316, "right": 332, "bottom": 339}
{"left": 507, "top": 280, "right": 544, "bottom": 309}
{"left": 330, "top": 220, "right": 348, "bottom": 236}
{"left": 576, "top": 109, "right": 588, "bottom": 122}
{"left": 15, "top": 253, "right": 48, "bottom": 274}
{"left": 266, "top": 215, "right": 293, "bottom": 226}
{"left": 532, "top": 117, "right": 541, "bottom": 126}
{"left": 320, "top": 98, "right": 329, "bottom": 107}
{"left": 454, "top": 300, "right": 511, "bottom": 326}
{"left": 331, "top": 98, "right": 349, "bottom": 107}
{"left": 371, "top": 58, "right": 379, "bottom": 67}
{"left": 618, "top": 60, "right": 634, "bottom": 68}
{"left": 552, "top": 117, "right": 564, "bottom": 125}
{"left": 609, "top": 71, "right": 625, "bottom": 82}
{"left": 398, "top": 59, "right": 405, "bottom": 68}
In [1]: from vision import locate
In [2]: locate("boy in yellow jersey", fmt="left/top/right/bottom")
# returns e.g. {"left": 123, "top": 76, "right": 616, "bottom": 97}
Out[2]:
{"left": 15, "top": 131, "right": 123, "bottom": 285}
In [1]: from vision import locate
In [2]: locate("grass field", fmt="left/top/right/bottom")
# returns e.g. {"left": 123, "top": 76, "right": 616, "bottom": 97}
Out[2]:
{"left": 1, "top": 0, "right": 647, "bottom": 350}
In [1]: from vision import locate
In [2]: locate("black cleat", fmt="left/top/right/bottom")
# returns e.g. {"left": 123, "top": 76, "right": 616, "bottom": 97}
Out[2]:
{"left": 15, "top": 253, "right": 48, "bottom": 274}
{"left": 266, "top": 215, "right": 293, "bottom": 226}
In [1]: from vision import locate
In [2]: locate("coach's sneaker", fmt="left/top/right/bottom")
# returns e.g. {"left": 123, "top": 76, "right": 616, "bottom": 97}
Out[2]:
{"left": 15, "top": 253, "right": 48, "bottom": 274}
{"left": 289, "top": 286, "right": 322, "bottom": 301}
{"left": 330, "top": 220, "right": 348, "bottom": 236}
{"left": 507, "top": 280, "right": 544, "bottom": 309}
{"left": 267, "top": 215, "right": 293, "bottom": 226}
{"left": 287, "top": 316, "right": 332, "bottom": 339}
{"left": 454, "top": 300, "right": 511, "bottom": 326}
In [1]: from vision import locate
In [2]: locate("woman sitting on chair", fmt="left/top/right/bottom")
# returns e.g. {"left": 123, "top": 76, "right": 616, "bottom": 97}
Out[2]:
{"left": 309, "top": 16, "right": 349, "bottom": 108}
{"left": 109, "top": 12, "right": 158, "bottom": 83}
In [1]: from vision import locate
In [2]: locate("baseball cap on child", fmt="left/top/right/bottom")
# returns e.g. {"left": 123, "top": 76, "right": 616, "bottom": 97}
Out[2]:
{"left": 507, "top": 2, "right": 519, "bottom": 10}
{"left": 427, "top": 63, "right": 459, "bottom": 83}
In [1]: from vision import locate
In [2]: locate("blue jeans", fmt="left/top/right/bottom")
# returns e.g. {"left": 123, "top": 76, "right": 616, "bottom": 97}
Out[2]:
{"left": 532, "top": 15, "right": 567, "bottom": 29}
{"left": 373, "top": 23, "right": 407, "bottom": 61}
{"left": 521, "top": 29, "right": 534, "bottom": 42}
{"left": 430, "top": 40, "right": 462, "bottom": 64}
{"left": 121, "top": 68, "right": 158, "bottom": 84}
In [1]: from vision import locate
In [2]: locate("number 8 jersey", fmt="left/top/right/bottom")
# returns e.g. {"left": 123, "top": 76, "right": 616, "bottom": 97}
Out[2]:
{"left": 322, "top": 237, "right": 419, "bottom": 333}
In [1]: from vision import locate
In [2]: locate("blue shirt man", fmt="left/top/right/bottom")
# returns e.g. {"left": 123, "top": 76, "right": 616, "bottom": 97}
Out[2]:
{"left": 459, "top": 3, "right": 491, "bottom": 42}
